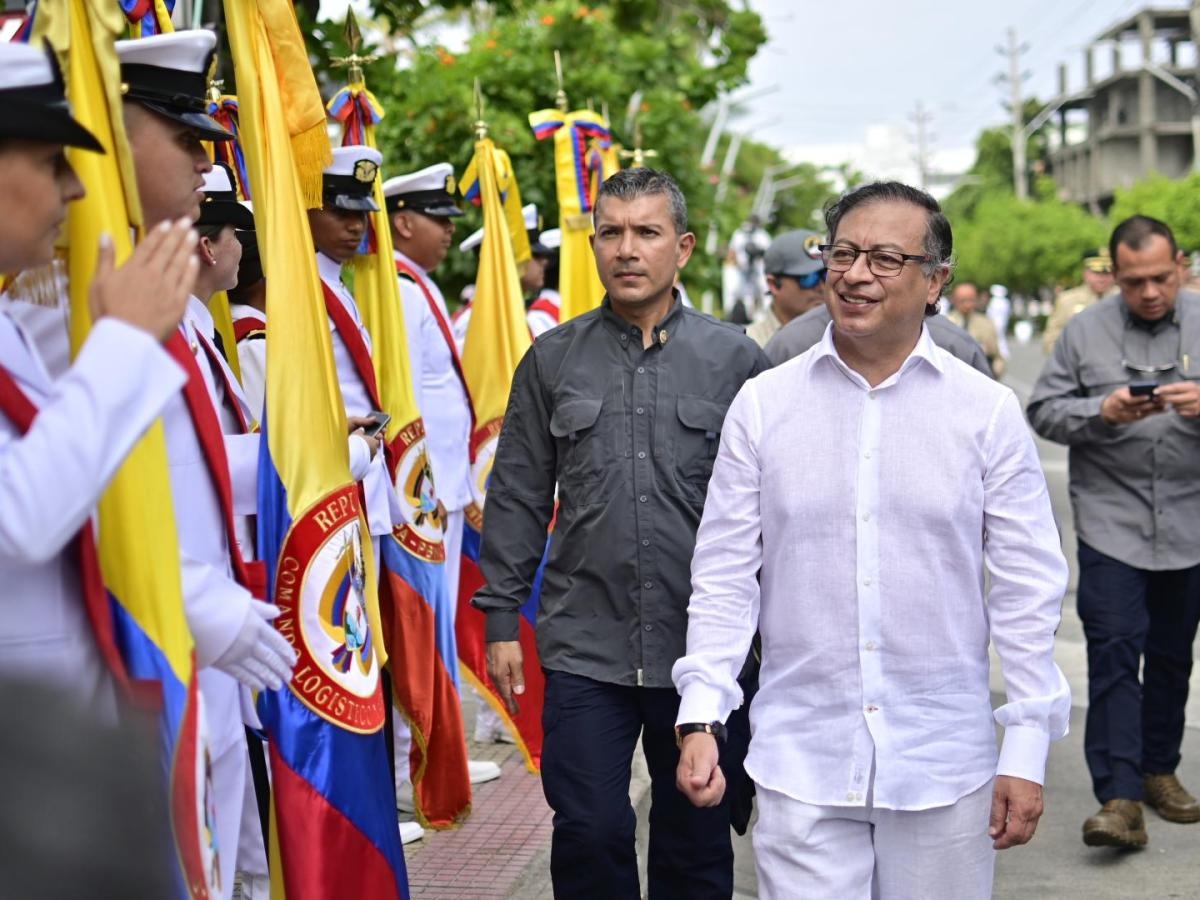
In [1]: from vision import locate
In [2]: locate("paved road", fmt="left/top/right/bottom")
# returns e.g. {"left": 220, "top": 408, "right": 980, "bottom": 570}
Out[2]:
{"left": 727, "top": 337, "right": 1200, "bottom": 898}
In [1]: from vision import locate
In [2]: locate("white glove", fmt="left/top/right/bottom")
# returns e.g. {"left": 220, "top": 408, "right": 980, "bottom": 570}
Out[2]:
{"left": 213, "top": 600, "right": 298, "bottom": 691}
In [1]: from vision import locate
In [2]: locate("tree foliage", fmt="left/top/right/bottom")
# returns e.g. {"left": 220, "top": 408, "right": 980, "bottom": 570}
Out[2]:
{"left": 297, "top": 0, "right": 836, "bottom": 302}
{"left": 1109, "top": 172, "right": 1200, "bottom": 253}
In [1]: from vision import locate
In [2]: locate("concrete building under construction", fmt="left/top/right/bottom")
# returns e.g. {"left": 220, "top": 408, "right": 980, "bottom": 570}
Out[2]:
{"left": 1047, "top": 6, "right": 1199, "bottom": 213}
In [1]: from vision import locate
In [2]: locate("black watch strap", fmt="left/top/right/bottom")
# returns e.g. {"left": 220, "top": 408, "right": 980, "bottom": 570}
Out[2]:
{"left": 675, "top": 721, "right": 728, "bottom": 747}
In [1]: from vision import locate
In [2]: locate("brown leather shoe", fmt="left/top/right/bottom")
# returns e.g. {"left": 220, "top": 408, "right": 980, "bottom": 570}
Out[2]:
{"left": 1082, "top": 799, "right": 1148, "bottom": 848}
{"left": 1144, "top": 773, "right": 1200, "bottom": 823}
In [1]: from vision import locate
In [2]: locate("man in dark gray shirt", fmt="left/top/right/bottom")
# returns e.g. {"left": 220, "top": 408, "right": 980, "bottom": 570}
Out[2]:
{"left": 764, "top": 298, "right": 993, "bottom": 375}
{"left": 1028, "top": 215, "right": 1200, "bottom": 850}
{"left": 473, "top": 168, "right": 767, "bottom": 898}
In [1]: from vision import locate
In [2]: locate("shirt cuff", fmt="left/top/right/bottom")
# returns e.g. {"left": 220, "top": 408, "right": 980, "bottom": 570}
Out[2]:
{"left": 675, "top": 681, "right": 727, "bottom": 728}
{"left": 483, "top": 608, "right": 520, "bottom": 643}
{"left": 996, "top": 724, "right": 1051, "bottom": 785}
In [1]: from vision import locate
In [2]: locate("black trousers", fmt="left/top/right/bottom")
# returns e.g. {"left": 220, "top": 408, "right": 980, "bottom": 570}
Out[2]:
{"left": 1077, "top": 541, "right": 1200, "bottom": 803}
{"left": 540, "top": 669, "right": 746, "bottom": 899}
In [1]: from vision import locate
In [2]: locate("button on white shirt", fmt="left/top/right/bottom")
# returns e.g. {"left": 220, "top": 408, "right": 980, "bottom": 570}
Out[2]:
{"left": 673, "top": 323, "right": 1071, "bottom": 811}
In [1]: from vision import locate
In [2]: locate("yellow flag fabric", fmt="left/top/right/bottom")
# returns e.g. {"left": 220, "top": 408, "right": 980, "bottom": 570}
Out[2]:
{"left": 52, "top": 1, "right": 216, "bottom": 893}
{"left": 460, "top": 136, "right": 532, "bottom": 430}
{"left": 460, "top": 146, "right": 531, "bottom": 266}
{"left": 528, "top": 108, "right": 608, "bottom": 322}
{"left": 209, "top": 290, "right": 242, "bottom": 383}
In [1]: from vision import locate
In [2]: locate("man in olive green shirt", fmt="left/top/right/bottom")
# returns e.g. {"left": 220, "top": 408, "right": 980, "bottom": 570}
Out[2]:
{"left": 1042, "top": 249, "right": 1114, "bottom": 353}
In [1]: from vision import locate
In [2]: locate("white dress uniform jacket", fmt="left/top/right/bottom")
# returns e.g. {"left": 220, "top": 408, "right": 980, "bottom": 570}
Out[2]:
{"left": 0, "top": 302, "right": 184, "bottom": 703}
{"left": 395, "top": 249, "right": 473, "bottom": 512}
{"left": 230, "top": 302, "right": 266, "bottom": 422}
{"left": 318, "top": 252, "right": 401, "bottom": 537}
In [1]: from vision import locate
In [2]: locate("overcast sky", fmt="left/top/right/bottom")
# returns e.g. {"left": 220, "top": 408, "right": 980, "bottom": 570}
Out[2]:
{"left": 741, "top": 0, "right": 1193, "bottom": 183}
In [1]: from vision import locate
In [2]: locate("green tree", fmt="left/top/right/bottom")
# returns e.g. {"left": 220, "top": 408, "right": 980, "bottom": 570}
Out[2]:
{"left": 1109, "top": 172, "right": 1200, "bottom": 253}
{"left": 296, "top": 0, "right": 829, "bottom": 303}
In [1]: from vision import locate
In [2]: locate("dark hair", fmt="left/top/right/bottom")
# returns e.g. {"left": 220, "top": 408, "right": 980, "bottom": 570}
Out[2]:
{"left": 594, "top": 167, "right": 688, "bottom": 234}
{"left": 1109, "top": 215, "right": 1178, "bottom": 268}
{"left": 824, "top": 181, "right": 953, "bottom": 316}
{"left": 196, "top": 223, "right": 227, "bottom": 241}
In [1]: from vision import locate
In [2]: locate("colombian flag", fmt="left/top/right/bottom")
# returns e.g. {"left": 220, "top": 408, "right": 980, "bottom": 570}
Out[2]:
{"left": 459, "top": 145, "right": 532, "bottom": 267}
{"left": 456, "top": 135, "right": 544, "bottom": 771}
{"left": 224, "top": 0, "right": 407, "bottom": 896}
{"left": 53, "top": 1, "right": 215, "bottom": 895}
{"left": 527, "top": 107, "right": 610, "bottom": 322}
{"left": 330, "top": 77, "right": 472, "bottom": 829}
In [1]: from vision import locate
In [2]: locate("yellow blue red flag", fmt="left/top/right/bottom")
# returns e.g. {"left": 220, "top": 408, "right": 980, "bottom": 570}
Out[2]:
{"left": 528, "top": 107, "right": 610, "bottom": 322}
{"left": 329, "top": 73, "right": 472, "bottom": 830}
{"left": 455, "top": 134, "right": 544, "bottom": 770}
{"left": 223, "top": 0, "right": 407, "bottom": 895}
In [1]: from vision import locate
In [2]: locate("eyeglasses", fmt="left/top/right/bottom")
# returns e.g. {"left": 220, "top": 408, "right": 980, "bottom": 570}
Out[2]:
{"left": 1122, "top": 359, "right": 1177, "bottom": 376}
{"left": 819, "top": 244, "right": 933, "bottom": 277}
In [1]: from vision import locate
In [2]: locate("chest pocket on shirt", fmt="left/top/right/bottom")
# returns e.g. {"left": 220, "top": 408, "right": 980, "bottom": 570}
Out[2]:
{"left": 550, "top": 395, "right": 607, "bottom": 493}
{"left": 1079, "top": 363, "right": 1129, "bottom": 396}
{"left": 673, "top": 394, "right": 728, "bottom": 484}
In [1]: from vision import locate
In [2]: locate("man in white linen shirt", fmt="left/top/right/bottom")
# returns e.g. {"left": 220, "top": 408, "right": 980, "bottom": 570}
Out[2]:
{"left": 672, "top": 181, "right": 1071, "bottom": 899}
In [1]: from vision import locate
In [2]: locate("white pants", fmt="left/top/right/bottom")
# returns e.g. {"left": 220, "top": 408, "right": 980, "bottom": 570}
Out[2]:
{"left": 752, "top": 780, "right": 995, "bottom": 900}
{"left": 393, "top": 507, "right": 466, "bottom": 795}
{"left": 210, "top": 735, "right": 247, "bottom": 900}
{"left": 236, "top": 738, "right": 269, "bottom": 878}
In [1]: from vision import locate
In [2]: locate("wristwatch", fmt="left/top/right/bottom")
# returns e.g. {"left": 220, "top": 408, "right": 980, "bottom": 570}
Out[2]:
{"left": 674, "top": 722, "right": 728, "bottom": 748}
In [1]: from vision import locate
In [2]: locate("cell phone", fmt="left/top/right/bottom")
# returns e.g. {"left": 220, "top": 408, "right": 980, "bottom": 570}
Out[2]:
{"left": 1129, "top": 380, "right": 1158, "bottom": 397}
{"left": 363, "top": 411, "right": 391, "bottom": 438}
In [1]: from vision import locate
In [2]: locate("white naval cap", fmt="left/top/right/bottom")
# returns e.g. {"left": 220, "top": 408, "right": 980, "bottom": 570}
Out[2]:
{"left": 115, "top": 31, "right": 232, "bottom": 141}
{"left": 539, "top": 228, "right": 562, "bottom": 250}
{"left": 382, "top": 162, "right": 464, "bottom": 217}
{"left": 198, "top": 162, "right": 255, "bottom": 229}
{"left": 322, "top": 145, "right": 383, "bottom": 212}
{"left": 458, "top": 204, "right": 552, "bottom": 255}
{"left": 0, "top": 41, "right": 102, "bottom": 151}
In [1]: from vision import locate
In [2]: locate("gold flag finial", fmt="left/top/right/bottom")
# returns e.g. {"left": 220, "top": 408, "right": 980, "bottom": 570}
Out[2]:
{"left": 474, "top": 77, "right": 488, "bottom": 140}
{"left": 554, "top": 49, "right": 568, "bottom": 112}
{"left": 332, "top": 7, "right": 378, "bottom": 85}
{"left": 619, "top": 118, "right": 659, "bottom": 168}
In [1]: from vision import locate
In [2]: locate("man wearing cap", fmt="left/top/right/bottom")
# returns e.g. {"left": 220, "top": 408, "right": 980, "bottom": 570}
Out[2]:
{"left": 1043, "top": 249, "right": 1115, "bottom": 354}
{"left": 0, "top": 41, "right": 196, "bottom": 705}
{"left": 526, "top": 227, "right": 562, "bottom": 340}
{"left": 763, "top": 283, "right": 994, "bottom": 376}
{"left": 746, "top": 229, "right": 829, "bottom": 348}
{"left": 117, "top": 32, "right": 297, "bottom": 898}
{"left": 383, "top": 164, "right": 508, "bottom": 778}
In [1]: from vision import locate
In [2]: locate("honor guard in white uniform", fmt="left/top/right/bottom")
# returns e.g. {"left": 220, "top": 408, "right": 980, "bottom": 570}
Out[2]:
{"left": 385, "top": 165, "right": 513, "bottom": 762}
{"left": 454, "top": 204, "right": 558, "bottom": 345}
{"left": 117, "top": 32, "right": 296, "bottom": 900}
{"left": 0, "top": 42, "right": 194, "bottom": 707}
{"left": 313, "top": 149, "right": 434, "bottom": 844}
{"left": 228, "top": 209, "right": 266, "bottom": 420}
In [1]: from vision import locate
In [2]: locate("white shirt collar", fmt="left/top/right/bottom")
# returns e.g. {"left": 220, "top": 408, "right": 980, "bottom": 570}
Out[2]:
{"left": 394, "top": 248, "right": 428, "bottom": 279}
{"left": 811, "top": 319, "right": 945, "bottom": 391}
{"left": 315, "top": 251, "right": 345, "bottom": 286}
{"left": 185, "top": 295, "right": 215, "bottom": 339}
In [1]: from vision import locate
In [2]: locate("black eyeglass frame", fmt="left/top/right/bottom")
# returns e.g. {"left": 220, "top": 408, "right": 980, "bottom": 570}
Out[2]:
{"left": 818, "top": 243, "right": 934, "bottom": 278}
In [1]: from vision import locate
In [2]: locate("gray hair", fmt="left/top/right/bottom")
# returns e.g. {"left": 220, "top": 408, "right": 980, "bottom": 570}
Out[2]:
{"left": 824, "top": 181, "right": 954, "bottom": 278}
{"left": 594, "top": 167, "right": 689, "bottom": 234}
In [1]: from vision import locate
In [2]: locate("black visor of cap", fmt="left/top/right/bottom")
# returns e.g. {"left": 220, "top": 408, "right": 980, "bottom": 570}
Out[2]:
{"left": 323, "top": 174, "right": 379, "bottom": 212}
{"left": 385, "top": 189, "right": 464, "bottom": 217}
{"left": 197, "top": 193, "right": 256, "bottom": 230}
{"left": 121, "top": 59, "right": 232, "bottom": 142}
{"left": 1, "top": 77, "right": 104, "bottom": 152}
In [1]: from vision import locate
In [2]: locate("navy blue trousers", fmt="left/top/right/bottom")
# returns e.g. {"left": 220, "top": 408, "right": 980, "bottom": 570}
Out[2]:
{"left": 1077, "top": 541, "right": 1200, "bottom": 803}
{"left": 540, "top": 669, "right": 744, "bottom": 899}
